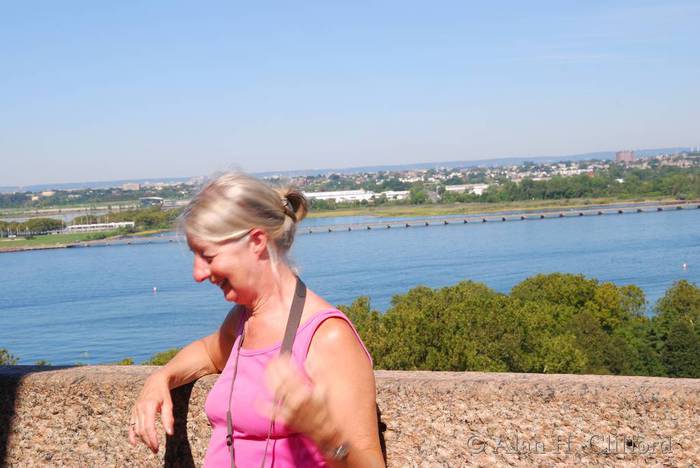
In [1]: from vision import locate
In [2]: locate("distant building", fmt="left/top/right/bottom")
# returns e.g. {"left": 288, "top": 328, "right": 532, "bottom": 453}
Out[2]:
{"left": 303, "top": 189, "right": 410, "bottom": 203}
{"left": 65, "top": 222, "right": 135, "bottom": 233}
{"left": 303, "top": 190, "right": 374, "bottom": 203}
{"left": 444, "top": 183, "right": 490, "bottom": 196}
{"left": 381, "top": 190, "right": 410, "bottom": 200}
{"left": 615, "top": 150, "right": 635, "bottom": 163}
{"left": 122, "top": 183, "right": 141, "bottom": 191}
{"left": 40, "top": 191, "right": 56, "bottom": 197}
{"left": 139, "top": 196, "right": 164, "bottom": 207}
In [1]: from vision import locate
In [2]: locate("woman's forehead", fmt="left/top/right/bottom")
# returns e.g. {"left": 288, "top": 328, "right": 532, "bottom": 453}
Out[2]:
{"left": 186, "top": 234, "right": 246, "bottom": 254}
{"left": 186, "top": 235, "right": 214, "bottom": 252}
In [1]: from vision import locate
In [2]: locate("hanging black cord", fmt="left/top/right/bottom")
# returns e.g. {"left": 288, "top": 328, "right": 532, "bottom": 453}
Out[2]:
{"left": 226, "top": 316, "right": 245, "bottom": 468}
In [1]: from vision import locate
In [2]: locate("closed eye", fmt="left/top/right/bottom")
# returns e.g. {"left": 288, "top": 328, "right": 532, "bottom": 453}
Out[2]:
{"left": 193, "top": 250, "right": 214, "bottom": 263}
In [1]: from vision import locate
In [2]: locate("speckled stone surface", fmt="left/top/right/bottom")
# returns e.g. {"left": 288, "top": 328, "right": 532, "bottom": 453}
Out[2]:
{"left": 1, "top": 366, "right": 699, "bottom": 467}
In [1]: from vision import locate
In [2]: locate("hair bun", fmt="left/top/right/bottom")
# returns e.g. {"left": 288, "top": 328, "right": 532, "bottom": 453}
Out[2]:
{"left": 278, "top": 188, "right": 308, "bottom": 223}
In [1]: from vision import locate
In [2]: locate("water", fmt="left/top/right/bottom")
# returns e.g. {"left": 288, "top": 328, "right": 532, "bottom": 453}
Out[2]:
{"left": 1, "top": 209, "right": 699, "bottom": 365}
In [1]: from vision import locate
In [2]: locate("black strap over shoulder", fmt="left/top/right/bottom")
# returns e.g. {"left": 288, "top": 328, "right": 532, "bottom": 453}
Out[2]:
{"left": 280, "top": 277, "right": 307, "bottom": 355}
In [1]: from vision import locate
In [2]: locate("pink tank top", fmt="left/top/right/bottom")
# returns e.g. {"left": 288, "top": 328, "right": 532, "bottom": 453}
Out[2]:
{"left": 203, "top": 308, "right": 373, "bottom": 467}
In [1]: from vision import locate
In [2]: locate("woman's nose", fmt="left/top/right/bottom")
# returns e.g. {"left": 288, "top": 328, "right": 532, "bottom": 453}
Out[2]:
{"left": 192, "top": 256, "right": 210, "bottom": 282}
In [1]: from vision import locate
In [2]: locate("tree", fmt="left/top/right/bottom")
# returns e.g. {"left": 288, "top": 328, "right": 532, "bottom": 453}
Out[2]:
{"left": 24, "top": 217, "right": 64, "bottom": 233}
{"left": 339, "top": 297, "right": 386, "bottom": 365}
{"left": 540, "top": 334, "right": 588, "bottom": 374}
{"left": 409, "top": 187, "right": 428, "bottom": 205}
{"left": 662, "top": 318, "right": 700, "bottom": 378}
{"left": 511, "top": 273, "right": 598, "bottom": 310}
{"left": 72, "top": 215, "right": 99, "bottom": 225}
{"left": 653, "top": 280, "right": 700, "bottom": 341}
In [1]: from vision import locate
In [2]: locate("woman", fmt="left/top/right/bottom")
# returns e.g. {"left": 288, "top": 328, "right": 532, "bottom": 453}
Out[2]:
{"left": 128, "top": 172, "right": 385, "bottom": 467}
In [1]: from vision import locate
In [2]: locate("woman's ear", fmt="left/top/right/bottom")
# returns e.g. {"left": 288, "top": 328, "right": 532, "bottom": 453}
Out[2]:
{"left": 248, "top": 228, "right": 269, "bottom": 257}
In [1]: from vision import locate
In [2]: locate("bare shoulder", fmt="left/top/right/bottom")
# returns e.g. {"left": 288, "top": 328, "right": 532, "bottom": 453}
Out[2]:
{"left": 305, "top": 314, "right": 373, "bottom": 378}
{"left": 309, "top": 316, "right": 358, "bottom": 350}
{"left": 220, "top": 304, "right": 245, "bottom": 338}
{"left": 204, "top": 305, "right": 245, "bottom": 372}
{"left": 300, "top": 288, "right": 372, "bottom": 375}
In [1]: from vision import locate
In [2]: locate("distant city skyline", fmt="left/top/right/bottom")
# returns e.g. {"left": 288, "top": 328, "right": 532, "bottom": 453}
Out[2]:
{"left": 1, "top": 1, "right": 699, "bottom": 186}
{"left": 0, "top": 146, "right": 689, "bottom": 193}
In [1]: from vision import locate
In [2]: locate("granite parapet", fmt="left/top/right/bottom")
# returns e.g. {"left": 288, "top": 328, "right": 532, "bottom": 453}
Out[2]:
{"left": 1, "top": 366, "right": 699, "bottom": 467}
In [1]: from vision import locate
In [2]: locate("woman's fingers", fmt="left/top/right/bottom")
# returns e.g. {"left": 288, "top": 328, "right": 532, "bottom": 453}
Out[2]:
{"left": 267, "top": 357, "right": 305, "bottom": 399}
{"left": 253, "top": 396, "right": 290, "bottom": 426}
{"left": 161, "top": 395, "right": 174, "bottom": 436}
{"left": 264, "top": 356, "right": 324, "bottom": 434}
{"left": 133, "top": 401, "right": 159, "bottom": 453}
{"left": 144, "top": 402, "right": 161, "bottom": 452}
{"left": 129, "top": 373, "right": 174, "bottom": 454}
{"left": 128, "top": 423, "right": 137, "bottom": 446}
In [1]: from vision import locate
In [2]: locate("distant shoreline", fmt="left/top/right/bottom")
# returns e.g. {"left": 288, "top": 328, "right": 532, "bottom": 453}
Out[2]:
{"left": 1, "top": 198, "right": 697, "bottom": 253}
{"left": 305, "top": 196, "right": 687, "bottom": 218}
{"left": 0, "top": 229, "right": 171, "bottom": 254}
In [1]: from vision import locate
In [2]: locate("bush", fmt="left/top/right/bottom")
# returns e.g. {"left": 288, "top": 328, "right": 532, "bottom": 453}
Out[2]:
{"left": 0, "top": 348, "right": 18, "bottom": 365}
{"left": 112, "top": 357, "right": 134, "bottom": 365}
{"left": 143, "top": 348, "right": 180, "bottom": 365}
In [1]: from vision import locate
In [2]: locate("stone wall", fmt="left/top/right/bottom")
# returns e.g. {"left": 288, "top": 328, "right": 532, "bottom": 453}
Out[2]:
{"left": 1, "top": 366, "right": 699, "bottom": 467}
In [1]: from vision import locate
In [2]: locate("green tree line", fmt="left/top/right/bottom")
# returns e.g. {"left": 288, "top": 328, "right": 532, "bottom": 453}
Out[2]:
{"left": 84, "top": 207, "right": 182, "bottom": 231}
{"left": 0, "top": 217, "right": 65, "bottom": 236}
{"left": 443, "top": 166, "right": 700, "bottom": 204}
{"left": 0, "top": 208, "right": 182, "bottom": 237}
{"left": 311, "top": 166, "right": 700, "bottom": 210}
{"left": 341, "top": 274, "right": 700, "bottom": 377}
{"left": 0, "top": 185, "right": 195, "bottom": 209}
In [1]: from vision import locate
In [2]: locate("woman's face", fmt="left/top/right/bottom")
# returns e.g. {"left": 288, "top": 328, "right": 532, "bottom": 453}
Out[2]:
{"left": 187, "top": 232, "right": 258, "bottom": 304}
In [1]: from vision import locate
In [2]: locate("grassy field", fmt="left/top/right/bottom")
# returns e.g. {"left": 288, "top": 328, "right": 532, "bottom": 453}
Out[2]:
{"left": 0, "top": 231, "right": 122, "bottom": 250}
{"left": 0, "top": 227, "right": 176, "bottom": 251}
{"left": 306, "top": 196, "right": 679, "bottom": 218}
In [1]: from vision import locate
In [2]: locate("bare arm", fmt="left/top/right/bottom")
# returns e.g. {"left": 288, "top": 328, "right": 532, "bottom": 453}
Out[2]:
{"left": 306, "top": 318, "right": 385, "bottom": 467}
{"left": 265, "top": 318, "right": 385, "bottom": 467}
{"left": 128, "top": 306, "right": 242, "bottom": 453}
{"left": 157, "top": 306, "right": 240, "bottom": 388}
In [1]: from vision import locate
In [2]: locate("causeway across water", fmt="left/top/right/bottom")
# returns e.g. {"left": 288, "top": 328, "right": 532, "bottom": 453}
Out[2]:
{"left": 58, "top": 200, "right": 700, "bottom": 248}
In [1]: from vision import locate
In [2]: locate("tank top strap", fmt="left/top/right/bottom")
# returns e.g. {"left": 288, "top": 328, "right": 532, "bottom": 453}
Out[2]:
{"left": 221, "top": 306, "right": 248, "bottom": 372}
{"left": 291, "top": 309, "right": 373, "bottom": 368}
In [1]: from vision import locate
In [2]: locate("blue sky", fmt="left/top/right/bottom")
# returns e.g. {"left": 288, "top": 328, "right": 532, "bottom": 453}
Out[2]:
{"left": 1, "top": 1, "right": 698, "bottom": 186}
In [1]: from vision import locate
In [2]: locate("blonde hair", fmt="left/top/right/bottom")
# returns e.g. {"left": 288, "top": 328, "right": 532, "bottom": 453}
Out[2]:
{"left": 180, "top": 172, "right": 308, "bottom": 265}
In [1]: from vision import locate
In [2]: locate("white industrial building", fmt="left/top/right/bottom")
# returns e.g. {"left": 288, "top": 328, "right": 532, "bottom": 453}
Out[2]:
{"left": 381, "top": 190, "right": 410, "bottom": 200}
{"left": 304, "top": 189, "right": 410, "bottom": 203}
{"left": 444, "top": 184, "right": 490, "bottom": 196}
{"left": 65, "top": 222, "right": 135, "bottom": 233}
{"left": 304, "top": 190, "right": 374, "bottom": 202}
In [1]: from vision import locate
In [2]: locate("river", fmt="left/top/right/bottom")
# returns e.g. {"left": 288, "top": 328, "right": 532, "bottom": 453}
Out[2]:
{"left": 1, "top": 209, "right": 698, "bottom": 364}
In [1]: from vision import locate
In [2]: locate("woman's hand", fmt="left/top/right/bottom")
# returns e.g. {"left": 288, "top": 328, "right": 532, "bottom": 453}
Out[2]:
{"left": 128, "top": 371, "right": 175, "bottom": 454}
{"left": 260, "top": 355, "right": 340, "bottom": 449}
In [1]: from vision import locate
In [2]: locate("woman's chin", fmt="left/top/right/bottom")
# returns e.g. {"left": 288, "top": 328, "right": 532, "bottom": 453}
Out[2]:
{"left": 223, "top": 291, "right": 235, "bottom": 302}
{"left": 222, "top": 287, "right": 238, "bottom": 302}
